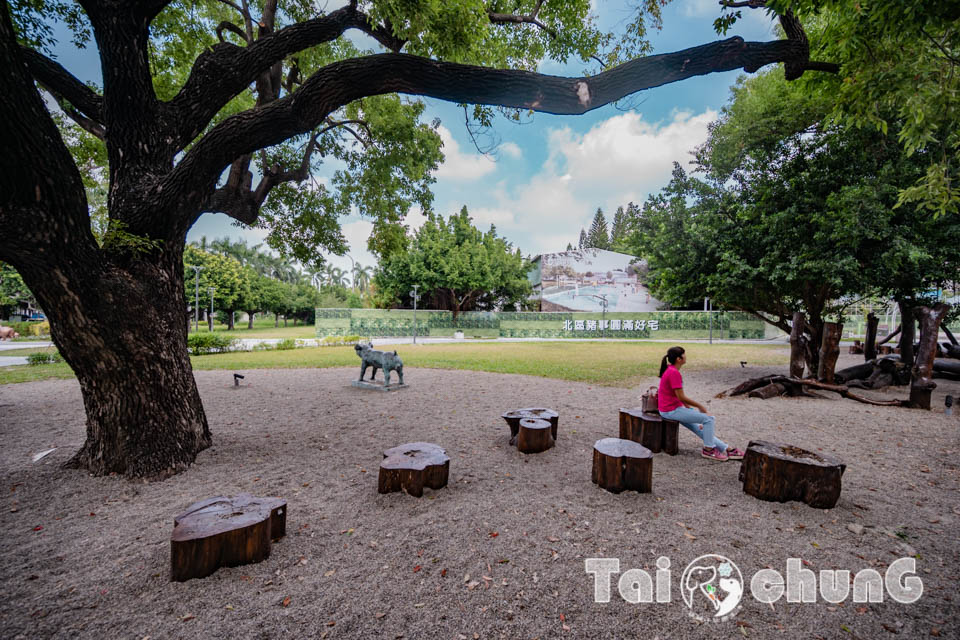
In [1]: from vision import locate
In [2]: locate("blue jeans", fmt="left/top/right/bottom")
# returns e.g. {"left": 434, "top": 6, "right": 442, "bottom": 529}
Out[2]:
{"left": 659, "top": 407, "right": 727, "bottom": 452}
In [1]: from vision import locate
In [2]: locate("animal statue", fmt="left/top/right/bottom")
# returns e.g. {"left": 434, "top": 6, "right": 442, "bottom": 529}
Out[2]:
{"left": 0, "top": 326, "right": 20, "bottom": 340}
{"left": 354, "top": 342, "right": 404, "bottom": 386}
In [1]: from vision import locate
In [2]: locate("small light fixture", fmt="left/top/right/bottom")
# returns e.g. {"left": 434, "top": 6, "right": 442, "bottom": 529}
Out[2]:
{"left": 946, "top": 395, "right": 954, "bottom": 416}
{"left": 234, "top": 373, "right": 245, "bottom": 387}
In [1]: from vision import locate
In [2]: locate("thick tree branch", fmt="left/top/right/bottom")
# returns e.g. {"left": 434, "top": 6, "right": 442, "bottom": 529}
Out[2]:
{"left": 216, "top": 21, "right": 248, "bottom": 44}
{"left": 167, "top": 34, "right": 835, "bottom": 234}
{"left": 19, "top": 46, "right": 104, "bottom": 124}
{"left": 168, "top": 5, "right": 401, "bottom": 149}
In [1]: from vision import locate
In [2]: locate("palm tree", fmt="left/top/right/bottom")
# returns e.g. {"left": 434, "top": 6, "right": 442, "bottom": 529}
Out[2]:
{"left": 352, "top": 263, "right": 374, "bottom": 292}
{"left": 326, "top": 265, "right": 347, "bottom": 288}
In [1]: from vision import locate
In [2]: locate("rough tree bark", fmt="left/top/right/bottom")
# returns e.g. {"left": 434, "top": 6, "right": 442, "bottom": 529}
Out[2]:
{"left": 899, "top": 301, "right": 916, "bottom": 367}
{"left": 864, "top": 312, "right": 879, "bottom": 362}
{"left": 0, "top": 1, "right": 837, "bottom": 478}
{"left": 910, "top": 304, "right": 950, "bottom": 410}
{"left": 817, "top": 321, "right": 842, "bottom": 384}
{"left": 789, "top": 311, "right": 807, "bottom": 378}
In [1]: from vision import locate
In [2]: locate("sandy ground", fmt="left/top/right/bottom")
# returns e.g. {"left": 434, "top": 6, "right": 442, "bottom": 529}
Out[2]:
{"left": 1, "top": 353, "right": 959, "bottom": 639}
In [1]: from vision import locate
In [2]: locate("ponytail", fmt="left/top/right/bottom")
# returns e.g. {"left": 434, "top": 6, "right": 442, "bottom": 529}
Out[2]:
{"left": 658, "top": 346, "right": 686, "bottom": 377}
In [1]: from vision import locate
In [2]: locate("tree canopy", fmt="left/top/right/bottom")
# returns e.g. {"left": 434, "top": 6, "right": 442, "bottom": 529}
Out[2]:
{"left": 629, "top": 68, "right": 960, "bottom": 373}
{"left": 374, "top": 206, "right": 531, "bottom": 319}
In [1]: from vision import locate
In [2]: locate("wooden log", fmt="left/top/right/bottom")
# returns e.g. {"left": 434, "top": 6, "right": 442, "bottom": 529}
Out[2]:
{"left": 945, "top": 325, "right": 959, "bottom": 347}
{"left": 723, "top": 375, "right": 778, "bottom": 397}
{"left": 748, "top": 382, "right": 786, "bottom": 399}
{"left": 934, "top": 358, "right": 960, "bottom": 375}
{"left": 878, "top": 325, "right": 901, "bottom": 346}
{"left": 910, "top": 304, "right": 950, "bottom": 410}
{"left": 659, "top": 415, "right": 679, "bottom": 456}
{"left": 817, "top": 321, "right": 843, "bottom": 383}
{"left": 591, "top": 438, "right": 653, "bottom": 494}
{"left": 848, "top": 340, "right": 863, "bottom": 354}
{"left": 618, "top": 407, "right": 644, "bottom": 442}
{"left": 170, "top": 494, "right": 287, "bottom": 582}
{"left": 519, "top": 407, "right": 559, "bottom": 440}
{"left": 379, "top": 442, "right": 450, "bottom": 497}
{"left": 834, "top": 361, "right": 876, "bottom": 385}
{"left": 864, "top": 313, "right": 879, "bottom": 361}
{"left": 501, "top": 409, "right": 536, "bottom": 445}
{"left": 738, "top": 440, "right": 846, "bottom": 509}
{"left": 517, "top": 418, "right": 555, "bottom": 454}
{"left": 789, "top": 312, "right": 807, "bottom": 379}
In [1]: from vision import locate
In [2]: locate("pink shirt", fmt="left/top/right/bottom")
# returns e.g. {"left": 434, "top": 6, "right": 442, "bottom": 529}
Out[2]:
{"left": 658, "top": 365, "right": 684, "bottom": 412}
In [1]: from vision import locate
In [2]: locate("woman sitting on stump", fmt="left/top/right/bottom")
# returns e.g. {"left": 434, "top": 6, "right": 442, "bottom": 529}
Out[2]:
{"left": 658, "top": 346, "right": 744, "bottom": 462}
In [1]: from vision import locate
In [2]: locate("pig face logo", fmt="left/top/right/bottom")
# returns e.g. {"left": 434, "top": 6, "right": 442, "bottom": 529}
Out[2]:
{"left": 680, "top": 554, "right": 744, "bottom": 622}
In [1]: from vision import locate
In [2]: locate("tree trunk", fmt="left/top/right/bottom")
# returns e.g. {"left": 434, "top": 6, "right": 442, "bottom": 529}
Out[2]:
{"left": 910, "top": 304, "right": 950, "bottom": 409}
{"left": 227, "top": 310, "right": 235, "bottom": 331}
{"left": 247, "top": 312, "right": 255, "bottom": 329}
{"left": 864, "top": 312, "right": 879, "bottom": 362}
{"left": 789, "top": 311, "right": 807, "bottom": 378}
{"left": 944, "top": 325, "right": 958, "bottom": 346}
{"left": 878, "top": 324, "right": 900, "bottom": 346}
{"left": 817, "top": 321, "right": 842, "bottom": 383}
{"left": 31, "top": 251, "right": 211, "bottom": 478}
{"left": 274, "top": 313, "right": 279, "bottom": 327}
{"left": 805, "top": 318, "right": 824, "bottom": 377}
{"left": 899, "top": 301, "right": 915, "bottom": 367}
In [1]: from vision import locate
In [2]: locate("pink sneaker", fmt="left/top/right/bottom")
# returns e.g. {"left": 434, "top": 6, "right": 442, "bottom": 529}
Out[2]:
{"left": 726, "top": 447, "right": 745, "bottom": 460}
{"left": 701, "top": 447, "right": 728, "bottom": 461}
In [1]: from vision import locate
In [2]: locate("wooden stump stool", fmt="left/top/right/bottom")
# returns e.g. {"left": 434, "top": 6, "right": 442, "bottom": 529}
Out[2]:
{"left": 502, "top": 407, "right": 558, "bottom": 445}
{"left": 170, "top": 493, "right": 287, "bottom": 582}
{"left": 592, "top": 438, "right": 653, "bottom": 494}
{"left": 618, "top": 408, "right": 679, "bottom": 455}
{"left": 517, "top": 418, "right": 555, "bottom": 454}
{"left": 739, "top": 440, "right": 846, "bottom": 509}
{"left": 379, "top": 442, "right": 450, "bottom": 497}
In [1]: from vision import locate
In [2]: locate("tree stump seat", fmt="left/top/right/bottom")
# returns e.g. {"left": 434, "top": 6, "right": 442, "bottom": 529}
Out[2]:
{"left": 591, "top": 438, "right": 653, "bottom": 494}
{"left": 170, "top": 493, "right": 287, "bottom": 582}
{"left": 739, "top": 440, "right": 846, "bottom": 509}
{"left": 378, "top": 442, "right": 450, "bottom": 497}
{"left": 618, "top": 408, "right": 679, "bottom": 455}
{"left": 517, "top": 418, "right": 555, "bottom": 454}
{"left": 501, "top": 408, "right": 558, "bottom": 445}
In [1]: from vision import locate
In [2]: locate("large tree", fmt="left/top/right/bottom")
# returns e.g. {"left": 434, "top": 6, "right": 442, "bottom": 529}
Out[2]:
{"left": 374, "top": 206, "right": 531, "bottom": 320}
{"left": 0, "top": 0, "right": 839, "bottom": 478}
{"left": 586, "top": 207, "right": 611, "bottom": 250}
{"left": 631, "top": 69, "right": 960, "bottom": 375}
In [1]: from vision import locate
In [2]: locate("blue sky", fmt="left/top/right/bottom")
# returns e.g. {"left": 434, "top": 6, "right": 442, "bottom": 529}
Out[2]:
{"left": 50, "top": 1, "right": 777, "bottom": 277}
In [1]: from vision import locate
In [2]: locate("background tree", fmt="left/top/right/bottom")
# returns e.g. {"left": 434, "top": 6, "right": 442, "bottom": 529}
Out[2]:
{"left": 565, "top": 242, "right": 574, "bottom": 251}
{"left": 1, "top": 261, "right": 33, "bottom": 319}
{"left": 630, "top": 69, "right": 959, "bottom": 374}
{"left": 586, "top": 207, "right": 611, "bottom": 249}
{"left": 577, "top": 229, "right": 587, "bottom": 251}
{"left": 1, "top": 0, "right": 839, "bottom": 477}
{"left": 769, "top": 0, "right": 960, "bottom": 217}
{"left": 609, "top": 204, "right": 633, "bottom": 251}
{"left": 374, "top": 207, "right": 531, "bottom": 321}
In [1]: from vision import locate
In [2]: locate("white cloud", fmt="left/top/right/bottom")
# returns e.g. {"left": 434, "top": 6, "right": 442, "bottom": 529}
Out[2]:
{"left": 500, "top": 142, "right": 523, "bottom": 159}
{"left": 439, "top": 109, "right": 717, "bottom": 257}
{"left": 434, "top": 125, "right": 498, "bottom": 181}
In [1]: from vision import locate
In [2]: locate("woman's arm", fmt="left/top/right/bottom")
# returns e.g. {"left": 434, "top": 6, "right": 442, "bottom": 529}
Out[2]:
{"left": 675, "top": 388, "right": 707, "bottom": 414}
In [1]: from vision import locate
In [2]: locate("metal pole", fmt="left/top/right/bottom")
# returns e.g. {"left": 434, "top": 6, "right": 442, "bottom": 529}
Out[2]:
{"left": 190, "top": 266, "right": 204, "bottom": 332}
{"left": 208, "top": 287, "right": 216, "bottom": 332}
{"left": 409, "top": 284, "right": 419, "bottom": 344}
{"left": 709, "top": 299, "right": 713, "bottom": 344}
{"left": 347, "top": 255, "right": 356, "bottom": 292}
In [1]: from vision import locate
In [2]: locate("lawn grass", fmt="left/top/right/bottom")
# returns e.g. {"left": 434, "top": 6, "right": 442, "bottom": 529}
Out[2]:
{"left": 0, "top": 341, "right": 788, "bottom": 386}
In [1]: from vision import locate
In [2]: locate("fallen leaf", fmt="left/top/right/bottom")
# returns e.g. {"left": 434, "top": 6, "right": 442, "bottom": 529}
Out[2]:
{"left": 560, "top": 613, "right": 566, "bottom": 622}
{"left": 413, "top": 603, "right": 425, "bottom": 608}
{"left": 413, "top": 565, "right": 422, "bottom": 573}
{"left": 548, "top": 536, "right": 560, "bottom": 542}
{"left": 881, "top": 623, "right": 899, "bottom": 633}
{"left": 224, "top": 605, "right": 234, "bottom": 611}
{"left": 440, "top": 569, "right": 447, "bottom": 577}
{"left": 684, "top": 533, "right": 696, "bottom": 541}
{"left": 326, "top": 621, "right": 336, "bottom": 626}
{"left": 374, "top": 612, "right": 386, "bottom": 619}
{"left": 930, "top": 629, "right": 940, "bottom": 637}
{"left": 489, "top": 532, "right": 498, "bottom": 538}
{"left": 282, "top": 597, "right": 291, "bottom": 607}
{"left": 324, "top": 570, "right": 335, "bottom": 577}
{"left": 180, "top": 615, "right": 195, "bottom": 622}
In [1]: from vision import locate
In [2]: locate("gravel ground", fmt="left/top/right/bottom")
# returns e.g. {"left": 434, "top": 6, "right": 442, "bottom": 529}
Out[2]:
{"left": 1, "top": 353, "right": 958, "bottom": 639}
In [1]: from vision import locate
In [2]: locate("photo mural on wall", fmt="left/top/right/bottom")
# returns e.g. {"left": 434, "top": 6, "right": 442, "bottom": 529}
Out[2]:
{"left": 534, "top": 249, "right": 662, "bottom": 313}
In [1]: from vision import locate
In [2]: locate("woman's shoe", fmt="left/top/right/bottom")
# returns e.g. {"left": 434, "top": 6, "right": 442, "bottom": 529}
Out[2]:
{"left": 725, "top": 447, "right": 745, "bottom": 460}
{"left": 701, "top": 447, "right": 728, "bottom": 461}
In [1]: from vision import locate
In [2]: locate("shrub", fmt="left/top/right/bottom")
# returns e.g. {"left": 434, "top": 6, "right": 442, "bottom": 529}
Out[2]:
{"left": 252, "top": 342, "right": 275, "bottom": 351}
{"left": 187, "top": 333, "right": 236, "bottom": 355}
{"left": 26, "top": 350, "right": 61, "bottom": 365}
{"left": 275, "top": 338, "right": 297, "bottom": 350}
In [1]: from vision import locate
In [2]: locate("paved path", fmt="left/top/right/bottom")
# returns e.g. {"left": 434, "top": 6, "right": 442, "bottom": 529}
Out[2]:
{"left": 0, "top": 341, "right": 52, "bottom": 367}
